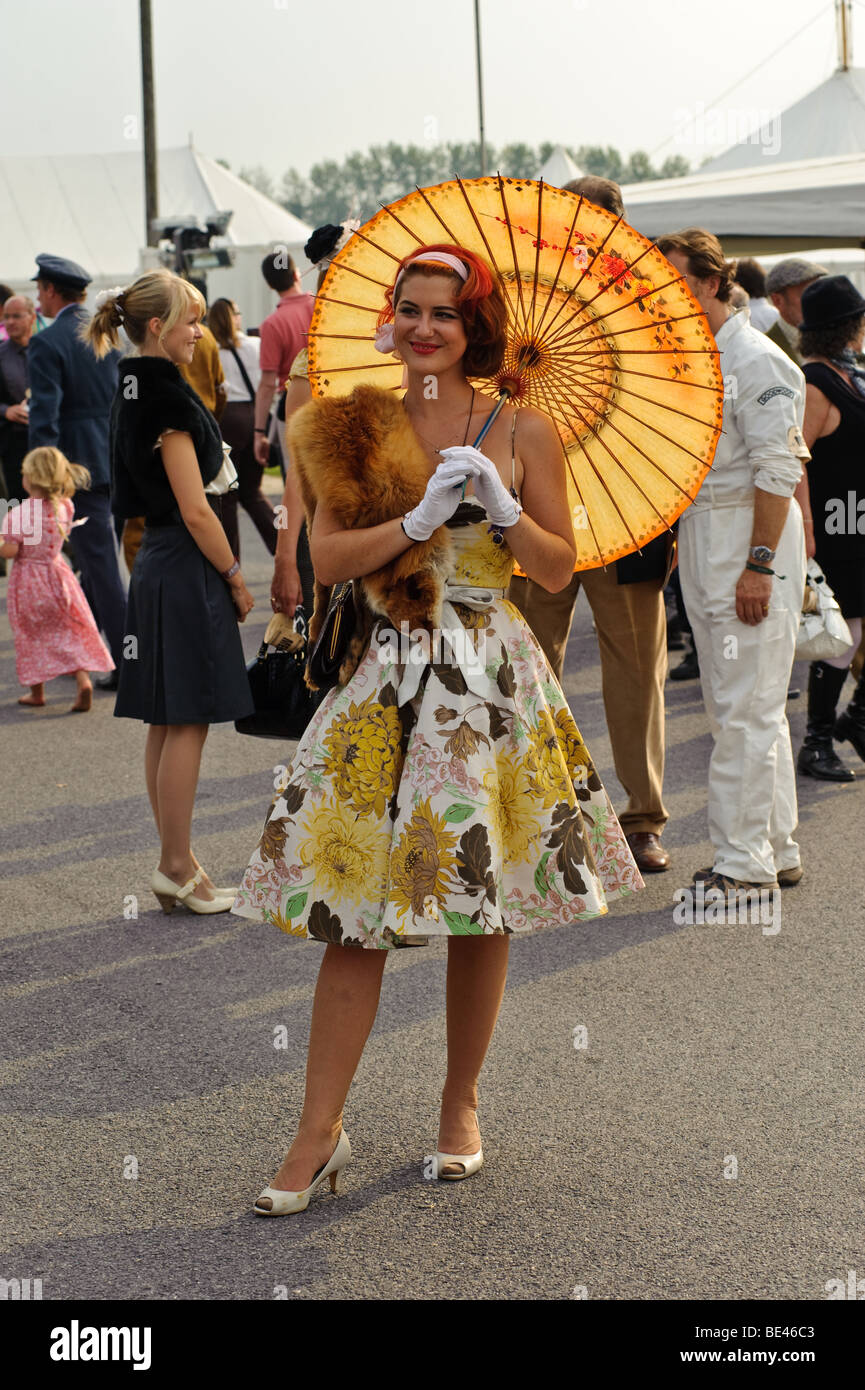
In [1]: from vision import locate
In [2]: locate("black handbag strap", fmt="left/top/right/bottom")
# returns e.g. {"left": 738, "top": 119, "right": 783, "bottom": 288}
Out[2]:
{"left": 228, "top": 344, "right": 256, "bottom": 403}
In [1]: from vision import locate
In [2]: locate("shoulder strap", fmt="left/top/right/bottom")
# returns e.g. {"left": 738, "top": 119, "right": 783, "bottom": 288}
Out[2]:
{"left": 510, "top": 410, "right": 517, "bottom": 492}
{"left": 228, "top": 345, "right": 256, "bottom": 402}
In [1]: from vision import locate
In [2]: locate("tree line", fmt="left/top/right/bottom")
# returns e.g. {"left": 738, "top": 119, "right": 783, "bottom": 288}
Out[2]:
{"left": 227, "top": 142, "right": 691, "bottom": 228}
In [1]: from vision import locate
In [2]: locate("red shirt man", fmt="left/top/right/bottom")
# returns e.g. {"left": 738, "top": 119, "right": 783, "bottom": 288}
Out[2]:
{"left": 254, "top": 250, "right": 314, "bottom": 468}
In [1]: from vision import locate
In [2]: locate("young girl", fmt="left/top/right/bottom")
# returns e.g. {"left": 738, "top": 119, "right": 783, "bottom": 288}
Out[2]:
{"left": 0, "top": 446, "right": 114, "bottom": 711}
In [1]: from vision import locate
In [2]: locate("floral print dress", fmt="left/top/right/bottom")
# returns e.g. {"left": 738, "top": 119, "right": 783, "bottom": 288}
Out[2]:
{"left": 233, "top": 503, "right": 643, "bottom": 948}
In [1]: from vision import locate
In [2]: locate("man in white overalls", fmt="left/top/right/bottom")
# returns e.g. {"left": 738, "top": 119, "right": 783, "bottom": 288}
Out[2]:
{"left": 658, "top": 230, "right": 808, "bottom": 894}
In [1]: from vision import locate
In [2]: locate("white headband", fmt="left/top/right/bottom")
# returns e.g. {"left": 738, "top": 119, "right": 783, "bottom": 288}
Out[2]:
{"left": 395, "top": 251, "right": 469, "bottom": 288}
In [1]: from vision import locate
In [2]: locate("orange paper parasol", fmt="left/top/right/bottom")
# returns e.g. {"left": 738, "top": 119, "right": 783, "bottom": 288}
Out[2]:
{"left": 308, "top": 176, "right": 723, "bottom": 570}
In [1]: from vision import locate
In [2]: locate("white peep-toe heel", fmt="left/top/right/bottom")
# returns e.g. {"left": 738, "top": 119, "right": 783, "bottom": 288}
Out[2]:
{"left": 254, "top": 1130, "right": 352, "bottom": 1215}
{"left": 434, "top": 1146, "right": 484, "bottom": 1180}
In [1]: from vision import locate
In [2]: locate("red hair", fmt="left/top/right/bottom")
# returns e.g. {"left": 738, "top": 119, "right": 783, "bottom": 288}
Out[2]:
{"left": 378, "top": 243, "right": 507, "bottom": 378}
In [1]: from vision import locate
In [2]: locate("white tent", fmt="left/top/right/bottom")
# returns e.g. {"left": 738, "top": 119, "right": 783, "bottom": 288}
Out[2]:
{"left": 699, "top": 67, "right": 865, "bottom": 173}
{"left": 537, "top": 146, "right": 582, "bottom": 187}
{"left": 620, "top": 151, "right": 865, "bottom": 255}
{"left": 0, "top": 146, "right": 313, "bottom": 324}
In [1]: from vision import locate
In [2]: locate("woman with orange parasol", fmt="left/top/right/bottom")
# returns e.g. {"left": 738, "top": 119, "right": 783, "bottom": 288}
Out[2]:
{"left": 233, "top": 241, "right": 644, "bottom": 1214}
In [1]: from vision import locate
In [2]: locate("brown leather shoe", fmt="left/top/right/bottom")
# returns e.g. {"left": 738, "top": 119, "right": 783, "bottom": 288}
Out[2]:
{"left": 626, "top": 832, "right": 671, "bottom": 872}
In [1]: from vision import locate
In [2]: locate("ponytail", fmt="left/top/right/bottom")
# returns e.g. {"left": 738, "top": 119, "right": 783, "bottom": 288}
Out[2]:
{"left": 86, "top": 290, "right": 127, "bottom": 358}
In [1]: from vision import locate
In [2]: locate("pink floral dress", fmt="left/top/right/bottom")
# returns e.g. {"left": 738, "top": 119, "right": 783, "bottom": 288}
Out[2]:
{"left": 1, "top": 497, "right": 114, "bottom": 685}
{"left": 233, "top": 502, "right": 643, "bottom": 949}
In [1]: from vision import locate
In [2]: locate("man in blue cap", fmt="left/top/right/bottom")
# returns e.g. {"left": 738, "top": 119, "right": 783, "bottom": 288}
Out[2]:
{"left": 28, "top": 254, "right": 126, "bottom": 686}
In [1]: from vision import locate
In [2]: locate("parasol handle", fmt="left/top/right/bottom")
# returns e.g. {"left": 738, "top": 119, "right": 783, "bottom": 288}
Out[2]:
{"left": 461, "top": 387, "right": 513, "bottom": 498}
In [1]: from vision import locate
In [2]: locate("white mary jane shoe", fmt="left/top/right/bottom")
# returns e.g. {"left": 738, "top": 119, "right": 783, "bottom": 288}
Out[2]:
{"left": 254, "top": 1130, "right": 351, "bottom": 1216}
{"left": 151, "top": 867, "right": 235, "bottom": 915}
{"left": 434, "top": 1146, "right": 484, "bottom": 1180}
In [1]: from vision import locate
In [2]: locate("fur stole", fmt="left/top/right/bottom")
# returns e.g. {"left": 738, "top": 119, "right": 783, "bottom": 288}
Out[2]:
{"left": 289, "top": 385, "right": 455, "bottom": 686}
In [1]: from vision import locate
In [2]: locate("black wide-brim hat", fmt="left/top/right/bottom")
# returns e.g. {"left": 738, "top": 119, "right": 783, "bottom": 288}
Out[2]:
{"left": 799, "top": 274, "right": 865, "bottom": 331}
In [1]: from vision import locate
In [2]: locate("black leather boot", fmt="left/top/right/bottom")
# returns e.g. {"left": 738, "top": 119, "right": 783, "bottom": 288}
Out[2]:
{"left": 835, "top": 667, "right": 865, "bottom": 762}
{"left": 797, "top": 661, "right": 855, "bottom": 781}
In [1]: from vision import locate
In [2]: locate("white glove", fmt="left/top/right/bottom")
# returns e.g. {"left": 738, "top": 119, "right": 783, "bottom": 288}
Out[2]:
{"left": 402, "top": 455, "right": 481, "bottom": 541}
{"left": 439, "top": 445, "right": 523, "bottom": 527}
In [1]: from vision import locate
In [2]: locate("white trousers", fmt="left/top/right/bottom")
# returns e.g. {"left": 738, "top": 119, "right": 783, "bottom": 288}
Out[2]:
{"left": 678, "top": 498, "right": 806, "bottom": 883}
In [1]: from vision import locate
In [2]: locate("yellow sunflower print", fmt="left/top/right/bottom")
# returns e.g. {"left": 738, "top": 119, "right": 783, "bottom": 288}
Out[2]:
{"left": 526, "top": 713, "right": 574, "bottom": 808}
{"left": 453, "top": 530, "right": 514, "bottom": 588}
{"left": 390, "top": 798, "right": 459, "bottom": 920}
{"left": 482, "top": 751, "right": 542, "bottom": 866}
{"left": 298, "top": 799, "right": 388, "bottom": 904}
{"left": 321, "top": 692, "right": 403, "bottom": 818}
{"left": 554, "top": 706, "right": 590, "bottom": 771}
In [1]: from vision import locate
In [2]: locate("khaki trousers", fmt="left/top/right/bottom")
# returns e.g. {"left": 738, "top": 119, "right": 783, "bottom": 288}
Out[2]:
{"left": 509, "top": 569, "right": 668, "bottom": 835}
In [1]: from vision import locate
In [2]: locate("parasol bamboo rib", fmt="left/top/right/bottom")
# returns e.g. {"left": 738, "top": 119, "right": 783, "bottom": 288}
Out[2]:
{"left": 314, "top": 295, "right": 384, "bottom": 315}
{"left": 530, "top": 195, "right": 586, "bottom": 342}
{"left": 373, "top": 201, "right": 427, "bottom": 247}
{"left": 556, "top": 400, "right": 645, "bottom": 555}
{"left": 535, "top": 244, "right": 676, "bottom": 355}
{"left": 531, "top": 371, "right": 606, "bottom": 562}
{"left": 306, "top": 361, "right": 397, "bottom": 374}
{"left": 348, "top": 227, "right": 405, "bottom": 265}
{"left": 413, "top": 183, "right": 464, "bottom": 244}
{"left": 538, "top": 354, "right": 721, "bottom": 432}
{"left": 605, "top": 364, "right": 724, "bottom": 393}
{"left": 544, "top": 291, "right": 695, "bottom": 356}
{"left": 495, "top": 177, "right": 532, "bottom": 342}
{"left": 523, "top": 208, "right": 628, "bottom": 347}
{"left": 540, "top": 352, "right": 719, "bottom": 450}
{"left": 557, "top": 373, "right": 722, "bottom": 433}
{"left": 544, "top": 369, "right": 718, "bottom": 503}
{"left": 552, "top": 383, "right": 690, "bottom": 541}
{"left": 317, "top": 259, "right": 393, "bottom": 294}
{"left": 313, "top": 333, "right": 389, "bottom": 342}
{"left": 540, "top": 361, "right": 721, "bottom": 477}
{"left": 523, "top": 360, "right": 646, "bottom": 552}
{"left": 543, "top": 270, "right": 699, "bottom": 355}
{"left": 558, "top": 308, "right": 713, "bottom": 350}
{"left": 528, "top": 178, "right": 545, "bottom": 340}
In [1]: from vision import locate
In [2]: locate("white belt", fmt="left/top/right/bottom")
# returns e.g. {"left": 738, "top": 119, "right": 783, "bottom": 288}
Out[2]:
{"left": 393, "top": 582, "right": 504, "bottom": 705}
{"left": 444, "top": 582, "right": 507, "bottom": 606}
{"left": 685, "top": 484, "right": 756, "bottom": 514}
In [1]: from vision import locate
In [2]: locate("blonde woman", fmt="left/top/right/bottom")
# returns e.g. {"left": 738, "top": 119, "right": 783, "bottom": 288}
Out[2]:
{"left": 87, "top": 270, "right": 255, "bottom": 914}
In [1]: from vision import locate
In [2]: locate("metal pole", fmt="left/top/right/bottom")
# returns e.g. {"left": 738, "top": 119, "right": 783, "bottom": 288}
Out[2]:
{"left": 140, "top": 0, "right": 159, "bottom": 246}
{"left": 474, "top": 0, "right": 487, "bottom": 176}
{"left": 837, "top": 0, "right": 851, "bottom": 70}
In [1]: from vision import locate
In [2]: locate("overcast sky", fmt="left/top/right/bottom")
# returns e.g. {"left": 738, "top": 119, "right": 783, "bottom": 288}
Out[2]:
{"left": 4, "top": 0, "right": 860, "bottom": 180}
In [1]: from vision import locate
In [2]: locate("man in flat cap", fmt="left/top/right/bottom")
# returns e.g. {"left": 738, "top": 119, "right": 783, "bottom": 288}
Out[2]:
{"left": 765, "top": 258, "right": 827, "bottom": 366}
{"left": 28, "top": 254, "right": 126, "bottom": 685}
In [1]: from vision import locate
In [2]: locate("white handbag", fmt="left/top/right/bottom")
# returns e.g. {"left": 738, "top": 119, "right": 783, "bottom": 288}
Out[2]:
{"left": 795, "top": 558, "right": 853, "bottom": 661}
{"left": 204, "top": 442, "right": 239, "bottom": 496}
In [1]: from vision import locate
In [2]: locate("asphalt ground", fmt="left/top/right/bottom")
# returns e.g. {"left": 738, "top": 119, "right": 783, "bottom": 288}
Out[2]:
{"left": 1, "top": 485, "right": 864, "bottom": 1305}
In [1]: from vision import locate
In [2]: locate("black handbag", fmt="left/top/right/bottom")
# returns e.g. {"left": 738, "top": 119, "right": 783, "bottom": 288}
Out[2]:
{"left": 307, "top": 581, "right": 356, "bottom": 692}
{"left": 235, "top": 607, "right": 325, "bottom": 740}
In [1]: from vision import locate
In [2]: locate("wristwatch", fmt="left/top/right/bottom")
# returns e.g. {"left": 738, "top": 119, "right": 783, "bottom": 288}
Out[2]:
{"left": 749, "top": 545, "right": 775, "bottom": 564}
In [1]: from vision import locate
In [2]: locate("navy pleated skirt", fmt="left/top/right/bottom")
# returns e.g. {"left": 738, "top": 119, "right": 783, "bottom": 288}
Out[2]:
{"left": 115, "top": 520, "right": 255, "bottom": 725}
